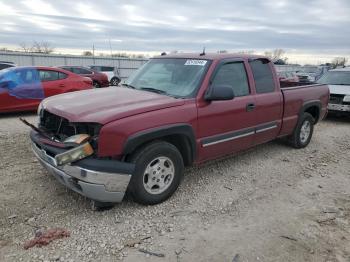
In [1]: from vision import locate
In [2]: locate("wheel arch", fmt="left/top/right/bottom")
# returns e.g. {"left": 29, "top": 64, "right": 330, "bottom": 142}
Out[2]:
{"left": 123, "top": 124, "right": 196, "bottom": 166}
{"left": 299, "top": 101, "right": 321, "bottom": 124}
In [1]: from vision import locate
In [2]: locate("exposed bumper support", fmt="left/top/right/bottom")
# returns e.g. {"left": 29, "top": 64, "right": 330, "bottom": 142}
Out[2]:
{"left": 30, "top": 131, "right": 134, "bottom": 203}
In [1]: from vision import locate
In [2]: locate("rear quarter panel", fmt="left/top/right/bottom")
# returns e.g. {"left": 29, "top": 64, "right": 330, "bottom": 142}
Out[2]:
{"left": 279, "top": 84, "right": 329, "bottom": 137}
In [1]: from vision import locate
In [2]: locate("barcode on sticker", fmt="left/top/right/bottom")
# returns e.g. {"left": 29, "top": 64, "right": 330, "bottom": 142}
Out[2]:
{"left": 184, "top": 60, "right": 207, "bottom": 66}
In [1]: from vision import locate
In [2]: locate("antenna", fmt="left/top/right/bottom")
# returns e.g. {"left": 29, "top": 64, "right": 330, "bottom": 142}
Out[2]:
{"left": 200, "top": 47, "right": 206, "bottom": 56}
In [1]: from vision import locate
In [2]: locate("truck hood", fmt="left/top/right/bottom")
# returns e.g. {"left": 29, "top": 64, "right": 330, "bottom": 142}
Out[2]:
{"left": 42, "top": 87, "right": 185, "bottom": 124}
{"left": 328, "top": 84, "right": 350, "bottom": 95}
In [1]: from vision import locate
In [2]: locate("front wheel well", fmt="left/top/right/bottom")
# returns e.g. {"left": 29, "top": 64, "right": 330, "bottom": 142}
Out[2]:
{"left": 124, "top": 134, "right": 194, "bottom": 167}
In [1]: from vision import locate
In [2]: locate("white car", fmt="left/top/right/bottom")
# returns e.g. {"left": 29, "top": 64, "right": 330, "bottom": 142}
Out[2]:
{"left": 89, "top": 65, "right": 121, "bottom": 86}
{"left": 317, "top": 68, "right": 350, "bottom": 114}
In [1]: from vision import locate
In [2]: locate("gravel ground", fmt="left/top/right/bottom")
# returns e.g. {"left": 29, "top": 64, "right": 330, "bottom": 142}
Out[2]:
{"left": 0, "top": 112, "right": 350, "bottom": 262}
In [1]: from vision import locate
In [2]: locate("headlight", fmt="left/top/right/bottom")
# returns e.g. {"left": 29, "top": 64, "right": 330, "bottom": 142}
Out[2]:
{"left": 343, "top": 95, "right": 350, "bottom": 102}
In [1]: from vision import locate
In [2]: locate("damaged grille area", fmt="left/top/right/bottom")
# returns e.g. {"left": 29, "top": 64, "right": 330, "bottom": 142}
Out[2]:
{"left": 329, "top": 94, "right": 344, "bottom": 105}
{"left": 39, "top": 110, "right": 101, "bottom": 149}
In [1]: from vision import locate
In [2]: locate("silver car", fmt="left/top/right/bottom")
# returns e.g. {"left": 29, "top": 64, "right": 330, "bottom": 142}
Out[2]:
{"left": 317, "top": 68, "right": 350, "bottom": 114}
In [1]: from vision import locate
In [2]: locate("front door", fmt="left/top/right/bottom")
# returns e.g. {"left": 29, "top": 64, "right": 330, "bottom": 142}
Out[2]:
{"left": 0, "top": 68, "right": 42, "bottom": 112}
{"left": 197, "top": 60, "right": 256, "bottom": 162}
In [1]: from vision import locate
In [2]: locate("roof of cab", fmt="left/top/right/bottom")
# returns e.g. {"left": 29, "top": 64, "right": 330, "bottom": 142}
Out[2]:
{"left": 153, "top": 52, "right": 269, "bottom": 61}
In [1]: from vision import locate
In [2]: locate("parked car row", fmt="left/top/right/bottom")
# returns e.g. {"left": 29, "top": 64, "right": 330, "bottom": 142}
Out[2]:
{"left": 0, "top": 66, "right": 93, "bottom": 113}
{"left": 59, "top": 66, "right": 109, "bottom": 88}
{"left": 89, "top": 65, "right": 121, "bottom": 86}
{"left": 0, "top": 63, "right": 123, "bottom": 113}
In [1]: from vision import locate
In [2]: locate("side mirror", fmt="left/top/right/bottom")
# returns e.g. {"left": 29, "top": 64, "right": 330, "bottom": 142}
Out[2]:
{"left": 205, "top": 85, "right": 234, "bottom": 101}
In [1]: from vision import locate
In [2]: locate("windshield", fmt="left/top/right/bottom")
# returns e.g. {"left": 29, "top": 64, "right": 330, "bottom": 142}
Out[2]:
{"left": 125, "top": 58, "right": 210, "bottom": 97}
{"left": 317, "top": 71, "right": 350, "bottom": 85}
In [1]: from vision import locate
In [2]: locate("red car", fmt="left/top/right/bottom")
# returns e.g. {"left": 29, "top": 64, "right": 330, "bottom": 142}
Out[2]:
{"left": 0, "top": 66, "right": 92, "bottom": 113}
{"left": 59, "top": 66, "right": 109, "bottom": 88}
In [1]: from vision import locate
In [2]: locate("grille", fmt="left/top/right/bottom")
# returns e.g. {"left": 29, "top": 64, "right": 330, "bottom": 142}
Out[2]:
{"left": 329, "top": 94, "right": 344, "bottom": 105}
{"left": 39, "top": 110, "right": 101, "bottom": 140}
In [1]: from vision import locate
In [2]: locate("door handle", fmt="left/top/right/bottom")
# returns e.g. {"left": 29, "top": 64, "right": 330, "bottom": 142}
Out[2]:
{"left": 246, "top": 103, "right": 256, "bottom": 112}
{"left": 59, "top": 84, "right": 65, "bottom": 88}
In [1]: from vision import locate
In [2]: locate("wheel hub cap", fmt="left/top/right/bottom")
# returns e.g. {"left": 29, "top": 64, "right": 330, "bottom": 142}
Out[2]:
{"left": 300, "top": 120, "right": 311, "bottom": 143}
{"left": 143, "top": 157, "right": 175, "bottom": 194}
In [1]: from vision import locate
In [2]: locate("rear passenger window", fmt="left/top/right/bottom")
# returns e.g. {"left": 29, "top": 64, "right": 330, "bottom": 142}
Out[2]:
{"left": 211, "top": 62, "right": 249, "bottom": 97}
{"left": 59, "top": 72, "right": 67, "bottom": 79}
{"left": 39, "top": 70, "right": 60, "bottom": 81}
{"left": 249, "top": 60, "right": 275, "bottom": 93}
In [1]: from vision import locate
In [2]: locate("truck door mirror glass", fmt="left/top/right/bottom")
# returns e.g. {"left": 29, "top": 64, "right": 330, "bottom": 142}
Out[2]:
{"left": 205, "top": 85, "right": 235, "bottom": 101}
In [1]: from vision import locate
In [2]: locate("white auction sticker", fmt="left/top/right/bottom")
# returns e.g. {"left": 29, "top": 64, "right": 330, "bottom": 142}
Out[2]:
{"left": 184, "top": 60, "right": 207, "bottom": 66}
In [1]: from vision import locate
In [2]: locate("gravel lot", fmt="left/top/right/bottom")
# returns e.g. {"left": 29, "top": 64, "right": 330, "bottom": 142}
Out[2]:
{"left": 0, "top": 113, "right": 350, "bottom": 262}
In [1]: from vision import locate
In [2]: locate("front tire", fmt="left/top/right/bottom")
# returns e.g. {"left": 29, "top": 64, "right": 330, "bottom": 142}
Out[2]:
{"left": 288, "top": 112, "right": 314, "bottom": 148}
{"left": 128, "top": 141, "right": 184, "bottom": 205}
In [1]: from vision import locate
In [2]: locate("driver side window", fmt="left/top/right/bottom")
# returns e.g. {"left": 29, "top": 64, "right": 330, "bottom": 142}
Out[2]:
{"left": 211, "top": 62, "right": 250, "bottom": 97}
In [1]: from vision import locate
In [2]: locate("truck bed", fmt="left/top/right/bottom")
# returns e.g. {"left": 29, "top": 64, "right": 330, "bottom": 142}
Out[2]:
{"left": 279, "top": 83, "right": 329, "bottom": 137}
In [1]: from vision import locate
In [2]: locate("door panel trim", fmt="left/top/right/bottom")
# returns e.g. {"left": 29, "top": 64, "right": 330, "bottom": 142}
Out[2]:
{"left": 255, "top": 122, "right": 278, "bottom": 133}
{"left": 201, "top": 121, "right": 278, "bottom": 147}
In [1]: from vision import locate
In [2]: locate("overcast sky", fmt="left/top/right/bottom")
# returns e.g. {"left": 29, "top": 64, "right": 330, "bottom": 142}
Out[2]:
{"left": 0, "top": 0, "right": 349, "bottom": 64}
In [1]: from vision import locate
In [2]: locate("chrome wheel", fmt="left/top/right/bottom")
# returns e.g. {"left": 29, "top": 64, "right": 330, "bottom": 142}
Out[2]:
{"left": 300, "top": 120, "right": 311, "bottom": 143}
{"left": 143, "top": 156, "right": 175, "bottom": 195}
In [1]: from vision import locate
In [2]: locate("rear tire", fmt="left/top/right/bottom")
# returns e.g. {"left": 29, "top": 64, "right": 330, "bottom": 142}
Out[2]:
{"left": 288, "top": 112, "right": 314, "bottom": 148}
{"left": 110, "top": 77, "right": 121, "bottom": 86}
{"left": 93, "top": 81, "right": 101, "bottom": 88}
{"left": 128, "top": 141, "right": 184, "bottom": 205}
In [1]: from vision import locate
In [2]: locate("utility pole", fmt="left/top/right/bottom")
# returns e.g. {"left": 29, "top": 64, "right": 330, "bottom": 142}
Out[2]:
{"left": 92, "top": 44, "right": 95, "bottom": 65}
{"left": 109, "top": 38, "right": 113, "bottom": 57}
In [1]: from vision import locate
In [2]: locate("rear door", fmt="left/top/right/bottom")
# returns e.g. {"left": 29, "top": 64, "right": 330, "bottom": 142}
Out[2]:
{"left": 38, "top": 69, "right": 68, "bottom": 97}
{"left": 197, "top": 59, "right": 257, "bottom": 161}
{"left": 248, "top": 59, "right": 283, "bottom": 145}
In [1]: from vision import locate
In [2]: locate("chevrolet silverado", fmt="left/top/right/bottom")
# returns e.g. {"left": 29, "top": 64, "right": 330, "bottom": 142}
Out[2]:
{"left": 28, "top": 53, "right": 329, "bottom": 208}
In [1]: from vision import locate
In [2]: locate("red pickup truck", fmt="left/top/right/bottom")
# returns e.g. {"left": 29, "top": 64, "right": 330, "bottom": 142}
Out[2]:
{"left": 29, "top": 53, "right": 329, "bottom": 208}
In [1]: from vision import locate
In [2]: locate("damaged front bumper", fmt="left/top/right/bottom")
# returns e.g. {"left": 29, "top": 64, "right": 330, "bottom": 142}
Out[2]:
{"left": 328, "top": 103, "right": 350, "bottom": 112}
{"left": 30, "top": 130, "right": 134, "bottom": 203}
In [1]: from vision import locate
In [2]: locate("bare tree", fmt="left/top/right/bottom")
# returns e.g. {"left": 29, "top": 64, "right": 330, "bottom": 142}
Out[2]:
{"left": 19, "top": 42, "right": 30, "bottom": 52}
{"left": 332, "top": 57, "right": 348, "bottom": 68}
{"left": 41, "top": 41, "right": 54, "bottom": 54}
{"left": 82, "top": 51, "right": 93, "bottom": 56}
{"left": 31, "top": 41, "right": 54, "bottom": 54}
{"left": 265, "top": 49, "right": 288, "bottom": 64}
